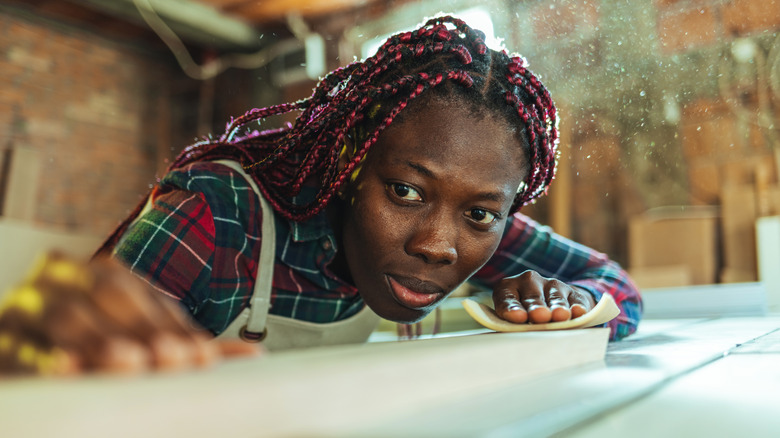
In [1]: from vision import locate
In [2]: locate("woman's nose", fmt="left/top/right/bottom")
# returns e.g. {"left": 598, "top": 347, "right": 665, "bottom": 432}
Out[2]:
{"left": 404, "top": 215, "right": 458, "bottom": 265}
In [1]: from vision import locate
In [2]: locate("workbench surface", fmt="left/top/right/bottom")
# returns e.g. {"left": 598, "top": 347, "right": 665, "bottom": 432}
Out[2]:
{"left": 1, "top": 316, "right": 777, "bottom": 438}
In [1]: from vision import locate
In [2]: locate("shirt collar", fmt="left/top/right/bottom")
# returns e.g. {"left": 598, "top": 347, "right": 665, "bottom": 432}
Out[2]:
{"left": 288, "top": 209, "right": 334, "bottom": 243}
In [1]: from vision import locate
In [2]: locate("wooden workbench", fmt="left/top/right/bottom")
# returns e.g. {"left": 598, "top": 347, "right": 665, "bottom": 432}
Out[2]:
{"left": 1, "top": 315, "right": 778, "bottom": 437}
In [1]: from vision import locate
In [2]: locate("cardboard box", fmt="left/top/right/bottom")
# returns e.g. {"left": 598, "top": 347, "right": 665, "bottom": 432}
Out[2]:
{"left": 629, "top": 206, "right": 718, "bottom": 287}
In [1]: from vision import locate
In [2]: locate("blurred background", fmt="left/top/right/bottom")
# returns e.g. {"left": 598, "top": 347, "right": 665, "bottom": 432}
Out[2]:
{"left": 1, "top": 0, "right": 780, "bottom": 298}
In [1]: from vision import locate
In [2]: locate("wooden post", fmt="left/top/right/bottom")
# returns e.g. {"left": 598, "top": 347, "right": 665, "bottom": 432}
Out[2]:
{"left": 156, "top": 89, "right": 172, "bottom": 178}
{"left": 549, "top": 104, "right": 572, "bottom": 238}
{"left": 1, "top": 146, "right": 41, "bottom": 222}
{"left": 0, "top": 147, "right": 10, "bottom": 216}
{"left": 720, "top": 183, "right": 758, "bottom": 282}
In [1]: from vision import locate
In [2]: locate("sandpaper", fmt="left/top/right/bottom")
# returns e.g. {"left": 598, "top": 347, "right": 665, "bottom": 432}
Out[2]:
{"left": 462, "top": 293, "right": 620, "bottom": 332}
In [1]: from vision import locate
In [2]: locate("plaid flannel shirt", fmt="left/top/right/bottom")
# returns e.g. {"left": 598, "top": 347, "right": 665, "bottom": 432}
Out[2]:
{"left": 113, "top": 162, "right": 642, "bottom": 340}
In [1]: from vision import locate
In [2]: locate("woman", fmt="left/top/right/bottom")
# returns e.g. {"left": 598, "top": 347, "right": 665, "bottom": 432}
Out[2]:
{"left": 0, "top": 16, "right": 641, "bottom": 374}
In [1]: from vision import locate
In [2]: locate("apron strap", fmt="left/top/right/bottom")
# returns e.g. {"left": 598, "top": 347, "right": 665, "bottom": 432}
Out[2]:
{"left": 213, "top": 160, "right": 276, "bottom": 338}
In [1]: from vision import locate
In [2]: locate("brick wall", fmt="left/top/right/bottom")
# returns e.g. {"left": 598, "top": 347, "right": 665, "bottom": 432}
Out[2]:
{"left": 657, "top": 0, "right": 780, "bottom": 53}
{"left": 0, "top": 9, "right": 202, "bottom": 236}
{"left": 0, "top": 4, "right": 307, "bottom": 243}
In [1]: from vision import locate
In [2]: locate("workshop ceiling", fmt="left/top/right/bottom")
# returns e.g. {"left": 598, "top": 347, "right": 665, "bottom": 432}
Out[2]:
{"left": 7, "top": 0, "right": 385, "bottom": 51}
{"left": 197, "top": 0, "right": 376, "bottom": 24}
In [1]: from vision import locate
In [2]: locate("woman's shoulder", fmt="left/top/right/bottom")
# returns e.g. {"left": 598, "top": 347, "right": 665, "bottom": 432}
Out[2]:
{"left": 163, "top": 161, "right": 250, "bottom": 189}
{"left": 157, "top": 160, "right": 265, "bottom": 234}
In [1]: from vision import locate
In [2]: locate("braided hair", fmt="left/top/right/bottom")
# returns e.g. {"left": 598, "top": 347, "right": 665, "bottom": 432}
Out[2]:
{"left": 98, "top": 16, "right": 559, "bottom": 254}
{"left": 172, "top": 15, "right": 558, "bottom": 219}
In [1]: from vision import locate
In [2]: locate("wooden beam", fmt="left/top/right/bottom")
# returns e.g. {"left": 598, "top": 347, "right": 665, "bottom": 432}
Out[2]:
{"left": 228, "top": 0, "right": 370, "bottom": 23}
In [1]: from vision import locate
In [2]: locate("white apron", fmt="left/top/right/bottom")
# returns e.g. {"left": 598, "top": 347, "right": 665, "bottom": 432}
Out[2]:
{"left": 212, "top": 160, "right": 380, "bottom": 350}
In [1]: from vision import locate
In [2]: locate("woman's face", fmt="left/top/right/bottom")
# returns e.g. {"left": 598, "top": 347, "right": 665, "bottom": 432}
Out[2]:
{"left": 339, "top": 98, "right": 528, "bottom": 323}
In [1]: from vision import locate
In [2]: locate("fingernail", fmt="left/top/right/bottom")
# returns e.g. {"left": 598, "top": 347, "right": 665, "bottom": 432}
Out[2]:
{"left": 527, "top": 305, "right": 545, "bottom": 311}
{"left": 507, "top": 305, "right": 521, "bottom": 311}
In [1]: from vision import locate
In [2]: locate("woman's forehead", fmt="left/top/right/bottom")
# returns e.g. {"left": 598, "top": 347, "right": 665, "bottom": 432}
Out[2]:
{"left": 371, "top": 99, "right": 528, "bottom": 183}
{"left": 389, "top": 97, "right": 522, "bottom": 152}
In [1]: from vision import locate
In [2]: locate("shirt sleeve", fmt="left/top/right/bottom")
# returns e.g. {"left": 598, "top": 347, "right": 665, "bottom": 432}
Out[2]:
{"left": 470, "top": 212, "right": 643, "bottom": 341}
{"left": 112, "top": 162, "right": 262, "bottom": 335}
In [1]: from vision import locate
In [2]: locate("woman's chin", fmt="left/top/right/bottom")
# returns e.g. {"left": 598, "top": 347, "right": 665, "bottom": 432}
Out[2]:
{"left": 370, "top": 302, "right": 432, "bottom": 324}
{"left": 356, "top": 280, "right": 438, "bottom": 324}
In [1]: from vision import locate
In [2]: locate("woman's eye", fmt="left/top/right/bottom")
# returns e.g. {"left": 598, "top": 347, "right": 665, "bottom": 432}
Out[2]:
{"left": 466, "top": 208, "right": 497, "bottom": 225}
{"left": 388, "top": 183, "right": 422, "bottom": 202}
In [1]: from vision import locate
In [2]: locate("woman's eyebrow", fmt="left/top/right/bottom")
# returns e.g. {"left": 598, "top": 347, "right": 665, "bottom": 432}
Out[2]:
{"left": 474, "top": 191, "right": 508, "bottom": 203}
{"left": 405, "top": 161, "right": 437, "bottom": 179}
{"left": 403, "top": 160, "right": 511, "bottom": 203}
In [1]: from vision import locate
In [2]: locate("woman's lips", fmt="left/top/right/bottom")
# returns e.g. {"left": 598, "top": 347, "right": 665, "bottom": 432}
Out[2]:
{"left": 386, "top": 275, "right": 445, "bottom": 310}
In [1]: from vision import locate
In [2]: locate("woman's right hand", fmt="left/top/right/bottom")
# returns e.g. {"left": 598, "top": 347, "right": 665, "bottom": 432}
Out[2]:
{"left": 0, "top": 252, "right": 260, "bottom": 376}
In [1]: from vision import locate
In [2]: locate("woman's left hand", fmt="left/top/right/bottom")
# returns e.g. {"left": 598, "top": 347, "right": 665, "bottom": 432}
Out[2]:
{"left": 492, "top": 270, "right": 596, "bottom": 324}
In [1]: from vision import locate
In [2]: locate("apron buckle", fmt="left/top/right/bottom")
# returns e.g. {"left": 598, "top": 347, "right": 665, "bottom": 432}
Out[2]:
{"left": 239, "top": 325, "right": 267, "bottom": 343}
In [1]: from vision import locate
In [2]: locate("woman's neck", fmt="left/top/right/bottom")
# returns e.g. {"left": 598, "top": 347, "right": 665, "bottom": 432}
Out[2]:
{"left": 325, "top": 199, "right": 354, "bottom": 285}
